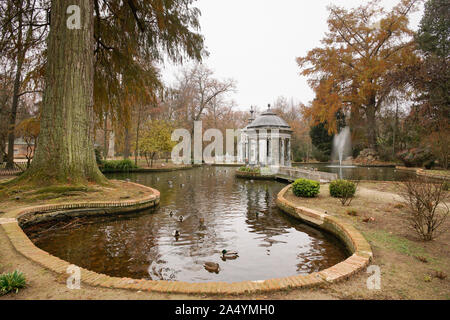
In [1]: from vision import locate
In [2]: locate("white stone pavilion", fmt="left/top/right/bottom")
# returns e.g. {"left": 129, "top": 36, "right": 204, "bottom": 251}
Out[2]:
{"left": 238, "top": 105, "right": 292, "bottom": 167}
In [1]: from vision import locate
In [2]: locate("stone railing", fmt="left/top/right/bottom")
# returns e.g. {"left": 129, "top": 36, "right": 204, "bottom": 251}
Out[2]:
{"left": 276, "top": 166, "right": 337, "bottom": 183}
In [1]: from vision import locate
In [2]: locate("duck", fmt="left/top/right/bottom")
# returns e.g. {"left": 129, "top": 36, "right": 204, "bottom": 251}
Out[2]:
{"left": 173, "top": 230, "right": 180, "bottom": 237}
{"left": 203, "top": 262, "right": 220, "bottom": 273}
{"left": 169, "top": 211, "right": 174, "bottom": 217}
{"left": 178, "top": 216, "right": 184, "bottom": 222}
{"left": 199, "top": 218, "right": 205, "bottom": 225}
{"left": 221, "top": 250, "right": 239, "bottom": 260}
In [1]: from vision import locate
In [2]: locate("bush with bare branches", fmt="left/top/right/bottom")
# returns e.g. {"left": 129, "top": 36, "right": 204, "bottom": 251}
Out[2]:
{"left": 398, "top": 178, "right": 449, "bottom": 241}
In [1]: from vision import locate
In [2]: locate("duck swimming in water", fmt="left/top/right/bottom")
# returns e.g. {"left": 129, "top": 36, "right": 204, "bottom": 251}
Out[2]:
{"left": 221, "top": 250, "right": 239, "bottom": 260}
{"left": 173, "top": 230, "right": 180, "bottom": 237}
{"left": 203, "top": 262, "right": 220, "bottom": 273}
{"left": 178, "top": 216, "right": 184, "bottom": 222}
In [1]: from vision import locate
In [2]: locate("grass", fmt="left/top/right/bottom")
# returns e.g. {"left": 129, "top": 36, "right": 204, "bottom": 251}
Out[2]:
{"left": 0, "top": 270, "right": 26, "bottom": 295}
{"left": 0, "top": 183, "right": 99, "bottom": 202}
{"left": 423, "top": 170, "right": 450, "bottom": 176}
{"left": 363, "top": 229, "right": 437, "bottom": 263}
{"left": 31, "top": 185, "right": 94, "bottom": 195}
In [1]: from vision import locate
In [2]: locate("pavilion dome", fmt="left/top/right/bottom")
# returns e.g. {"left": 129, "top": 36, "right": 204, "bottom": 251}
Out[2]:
{"left": 247, "top": 107, "right": 291, "bottom": 130}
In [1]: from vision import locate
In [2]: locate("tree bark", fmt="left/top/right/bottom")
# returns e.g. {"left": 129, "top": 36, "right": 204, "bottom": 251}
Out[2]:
{"left": 134, "top": 104, "right": 142, "bottom": 166}
{"left": 6, "top": 1, "right": 25, "bottom": 169}
{"left": 19, "top": 0, "right": 106, "bottom": 185}
{"left": 123, "top": 126, "right": 130, "bottom": 159}
{"left": 393, "top": 100, "right": 399, "bottom": 157}
{"left": 103, "top": 112, "right": 108, "bottom": 160}
{"left": 365, "top": 96, "right": 378, "bottom": 151}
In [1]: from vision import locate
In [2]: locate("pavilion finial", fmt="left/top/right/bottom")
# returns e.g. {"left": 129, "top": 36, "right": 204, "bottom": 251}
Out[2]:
{"left": 248, "top": 106, "right": 256, "bottom": 123}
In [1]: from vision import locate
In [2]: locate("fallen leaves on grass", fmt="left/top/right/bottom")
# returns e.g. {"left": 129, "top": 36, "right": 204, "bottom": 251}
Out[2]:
{"left": 346, "top": 209, "right": 358, "bottom": 216}
{"left": 415, "top": 256, "right": 428, "bottom": 263}
{"left": 434, "top": 271, "right": 447, "bottom": 280}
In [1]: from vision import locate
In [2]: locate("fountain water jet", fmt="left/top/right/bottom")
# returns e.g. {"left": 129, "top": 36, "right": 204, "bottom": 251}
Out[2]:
{"left": 329, "top": 127, "right": 356, "bottom": 178}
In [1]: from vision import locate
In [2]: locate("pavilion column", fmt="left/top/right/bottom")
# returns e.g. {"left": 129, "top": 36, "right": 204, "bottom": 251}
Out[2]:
{"left": 255, "top": 132, "right": 259, "bottom": 165}
{"left": 270, "top": 135, "right": 277, "bottom": 167}
{"left": 280, "top": 138, "right": 285, "bottom": 166}
{"left": 251, "top": 134, "right": 257, "bottom": 165}
{"left": 262, "top": 137, "right": 267, "bottom": 165}
{"left": 246, "top": 137, "right": 249, "bottom": 163}
{"left": 287, "top": 138, "right": 291, "bottom": 166}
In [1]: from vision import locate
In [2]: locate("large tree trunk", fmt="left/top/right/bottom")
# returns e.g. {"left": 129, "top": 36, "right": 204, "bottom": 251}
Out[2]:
{"left": 6, "top": 2, "right": 25, "bottom": 169}
{"left": 0, "top": 136, "right": 5, "bottom": 163}
{"left": 134, "top": 105, "right": 142, "bottom": 166}
{"left": 365, "top": 97, "right": 378, "bottom": 151}
{"left": 123, "top": 126, "right": 130, "bottom": 159}
{"left": 393, "top": 100, "right": 399, "bottom": 158}
{"left": 103, "top": 112, "right": 108, "bottom": 160}
{"left": 19, "top": 0, "right": 106, "bottom": 185}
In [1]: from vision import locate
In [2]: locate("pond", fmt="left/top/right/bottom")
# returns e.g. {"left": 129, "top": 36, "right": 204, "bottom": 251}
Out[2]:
{"left": 25, "top": 167, "right": 349, "bottom": 283}
{"left": 293, "top": 163, "right": 414, "bottom": 181}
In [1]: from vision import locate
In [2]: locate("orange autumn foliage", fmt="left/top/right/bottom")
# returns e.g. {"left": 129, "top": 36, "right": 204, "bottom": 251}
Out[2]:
{"left": 298, "top": 0, "right": 422, "bottom": 149}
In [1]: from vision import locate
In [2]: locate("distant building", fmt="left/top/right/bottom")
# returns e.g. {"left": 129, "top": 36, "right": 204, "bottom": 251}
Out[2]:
{"left": 4, "top": 138, "right": 35, "bottom": 159}
{"left": 238, "top": 105, "right": 292, "bottom": 167}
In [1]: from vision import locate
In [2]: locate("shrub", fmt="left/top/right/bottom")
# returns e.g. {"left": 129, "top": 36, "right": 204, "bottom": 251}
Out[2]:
{"left": 398, "top": 178, "right": 449, "bottom": 241}
{"left": 312, "top": 148, "right": 330, "bottom": 162}
{"left": 443, "top": 181, "right": 449, "bottom": 191}
{"left": 292, "top": 179, "right": 320, "bottom": 198}
{"left": 424, "top": 160, "right": 435, "bottom": 170}
{"left": 100, "top": 159, "right": 137, "bottom": 172}
{"left": 330, "top": 180, "right": 357, "bottom": 206}
{"left": 238, "top": 166, "right": 260, "bottom": 174}
{"left": 0, "top": 270, "right": 26, "bottom": 295}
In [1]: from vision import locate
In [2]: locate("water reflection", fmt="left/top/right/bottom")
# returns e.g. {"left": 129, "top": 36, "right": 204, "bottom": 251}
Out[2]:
{"left": 26, "top": 167, "right": 348, "bottom": 282}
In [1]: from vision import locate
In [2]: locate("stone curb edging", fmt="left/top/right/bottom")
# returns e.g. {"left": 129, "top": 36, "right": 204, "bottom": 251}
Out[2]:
{"left": 275, "top": 185, "right": 373, "bottom": 280}
{"left": 395, "top": 166, "right": 450, "bottom": 181}
{"left": 235, "top": 170, "right": 275, "bottom": 180}
{"left": 2, "top": 182, "right": 372, "bottom": 295}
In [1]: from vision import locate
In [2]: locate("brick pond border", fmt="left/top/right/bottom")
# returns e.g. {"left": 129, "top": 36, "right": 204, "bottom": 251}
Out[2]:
{"left": 1, "top": 182, "right": 372, "bottom": 295}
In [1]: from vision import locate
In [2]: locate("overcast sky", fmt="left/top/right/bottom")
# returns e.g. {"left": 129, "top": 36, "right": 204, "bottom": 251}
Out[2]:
{"left": 161, "top": 0, "right": 424, "bottom": 112}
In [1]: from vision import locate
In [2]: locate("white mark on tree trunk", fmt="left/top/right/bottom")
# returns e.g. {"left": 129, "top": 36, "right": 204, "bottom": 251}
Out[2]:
{"left": 66, "top": 5, "right": 81, "bottom": 30}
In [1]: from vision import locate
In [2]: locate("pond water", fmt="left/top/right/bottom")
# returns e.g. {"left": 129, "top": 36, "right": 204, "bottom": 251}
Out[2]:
{"left": 294, "top": 163, "right": 414, "bottom": 181}
{"left": 25, "top": 167, "right": 349, "bottom": 283}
